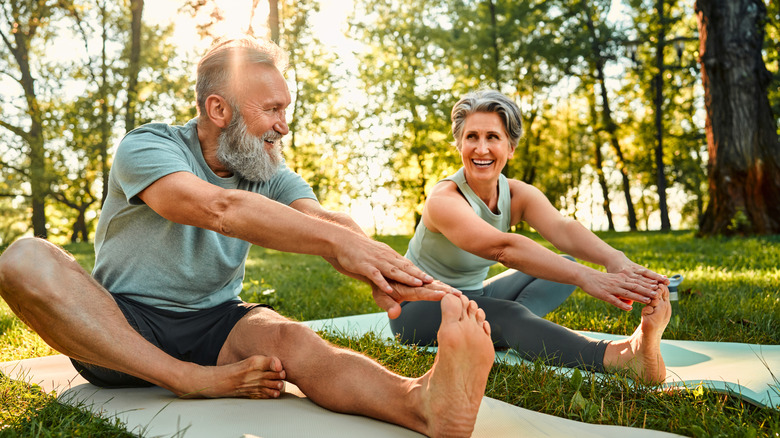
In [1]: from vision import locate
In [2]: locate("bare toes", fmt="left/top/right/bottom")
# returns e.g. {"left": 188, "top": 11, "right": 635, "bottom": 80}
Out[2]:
{"left": 476, "top": 308, "right": 486, "bottom": 323}
{"left": 467, "top": 300, "right": 478, "bottom": 318}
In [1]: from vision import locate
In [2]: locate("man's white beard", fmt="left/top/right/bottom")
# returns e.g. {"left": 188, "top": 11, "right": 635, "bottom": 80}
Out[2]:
{"left": 216, "top": 113, "right": 283, "bottom": 182}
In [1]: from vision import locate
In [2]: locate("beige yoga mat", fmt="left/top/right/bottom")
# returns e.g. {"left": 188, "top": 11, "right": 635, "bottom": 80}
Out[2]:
{"left": 0, "top": 354, "right": 685, "bottom": 438}
{"left": 303, "top": 312, "right": 780, "bottom": 410}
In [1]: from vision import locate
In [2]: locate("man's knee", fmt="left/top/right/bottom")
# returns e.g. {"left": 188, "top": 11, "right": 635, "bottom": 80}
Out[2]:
{"left": 0, "top": 238, "right": 44, "bottom": 280}
{"left": 269, "top": 319, "right": 321, "bottom": 348}
{"left": 0, "top": 237, "right": 71, "bottom": 296}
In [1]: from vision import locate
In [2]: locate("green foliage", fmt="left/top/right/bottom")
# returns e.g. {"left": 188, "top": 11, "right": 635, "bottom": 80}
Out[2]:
{"left": 280, "top": 0, "right": 346, "bottom": 207}
{"left": 350, "top": 0, "right": 460, "bottom": 229}
{"left": 0, "top": 200, "right": 26, "bottom": 248}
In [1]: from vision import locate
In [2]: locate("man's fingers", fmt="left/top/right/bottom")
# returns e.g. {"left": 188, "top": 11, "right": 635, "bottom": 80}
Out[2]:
{"left": 365, "top": 267, "right": 394, "bottom": 293}
{"left": 381, "top": 258, "right": 433, "bottom": 286}
{"left": 610, "top": 295, "right": 633, "bottom": 311}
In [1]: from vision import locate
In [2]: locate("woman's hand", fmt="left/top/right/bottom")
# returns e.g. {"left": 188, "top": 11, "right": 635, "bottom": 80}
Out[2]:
{"left": 579, "top": 269, "right": 662, "bottom": 311}
{"left": 605, "top": 254, "right": 669, "bottom": 296}
{"left": 371, "top": 280, "right": 462, "bottom": 319}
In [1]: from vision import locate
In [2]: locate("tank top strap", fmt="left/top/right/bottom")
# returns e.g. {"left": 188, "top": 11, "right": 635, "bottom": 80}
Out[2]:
{"left": 442, "top": 168, "right": 512, "bottom": 233}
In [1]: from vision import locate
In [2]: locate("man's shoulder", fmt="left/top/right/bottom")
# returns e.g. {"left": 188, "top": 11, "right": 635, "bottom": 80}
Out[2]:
{"left": 123, "top": 119, "right": 196, "bottom": 144}
{"left": 116, "top": 120, "right": 199, "bottom": 159}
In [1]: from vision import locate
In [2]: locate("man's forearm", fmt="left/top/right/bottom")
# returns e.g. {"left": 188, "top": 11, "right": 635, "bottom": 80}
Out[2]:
{"left": 218, "top": 189, "right": 357, "bottom": 257}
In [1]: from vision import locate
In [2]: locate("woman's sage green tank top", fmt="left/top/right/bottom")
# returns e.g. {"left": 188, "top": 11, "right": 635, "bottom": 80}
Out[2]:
{"left": 405, "top": 168, "right": 512, "bottom": 290}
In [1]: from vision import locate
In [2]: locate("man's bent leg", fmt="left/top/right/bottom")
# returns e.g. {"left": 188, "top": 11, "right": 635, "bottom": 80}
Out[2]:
{"left": 218, "top": 294, "right": 494, "bottom": 437}
{"left": 0, "top": 237, "right": 284, "bottom": 398}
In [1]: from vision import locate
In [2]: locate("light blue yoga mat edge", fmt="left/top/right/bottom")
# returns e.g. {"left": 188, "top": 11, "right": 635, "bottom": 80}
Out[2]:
{"left": 303, "top": 312, "right": 780, "bottom": 410}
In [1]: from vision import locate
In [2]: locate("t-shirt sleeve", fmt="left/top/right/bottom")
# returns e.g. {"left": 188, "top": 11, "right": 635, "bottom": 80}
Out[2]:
{"left": 112, "top": 128, "right": 195, "bottom": 205}
{"left": 260, "top": 164, "right": 317, "bottom": 206}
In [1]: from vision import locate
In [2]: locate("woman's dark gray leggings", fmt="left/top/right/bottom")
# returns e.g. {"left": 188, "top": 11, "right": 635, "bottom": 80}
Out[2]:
{"left": 389, "top": 256, "right": 609, "bottom": 372}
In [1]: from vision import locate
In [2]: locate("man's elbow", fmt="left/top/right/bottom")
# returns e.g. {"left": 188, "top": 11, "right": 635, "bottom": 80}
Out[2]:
{"left": 207, "top": 190, "right": 242, "bottom": 236}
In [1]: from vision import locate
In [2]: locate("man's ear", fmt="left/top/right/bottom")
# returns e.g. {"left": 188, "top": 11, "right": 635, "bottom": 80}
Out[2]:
{"left": 204, "top": 94, "right": 233, "bottom": 129}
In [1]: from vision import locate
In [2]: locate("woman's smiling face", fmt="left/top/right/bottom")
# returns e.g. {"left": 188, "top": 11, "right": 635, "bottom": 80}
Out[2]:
{"left": 459, "top": 111, "right": 515, "bottom": 181}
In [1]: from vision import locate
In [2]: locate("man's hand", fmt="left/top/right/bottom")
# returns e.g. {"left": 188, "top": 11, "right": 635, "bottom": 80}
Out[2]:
{"left": 290, "top": 198, "right": 434, "bottom": 294}
{"left": 331, "top": 236, "right": 434, "bottom": 294}
{"left": 372, "top": 280, "right": 462, "bottom": 319}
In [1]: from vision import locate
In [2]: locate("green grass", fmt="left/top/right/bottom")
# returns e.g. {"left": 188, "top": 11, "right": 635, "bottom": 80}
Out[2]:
{"left": 1, "top": 231, "right": 779, "bottom": 436}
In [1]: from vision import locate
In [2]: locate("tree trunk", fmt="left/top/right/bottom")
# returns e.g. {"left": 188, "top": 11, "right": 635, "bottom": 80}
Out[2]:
{"left": 487, "top": 0, "right": 501, "bottom": 87}
{"left": 71, "top": 207, "right": 89, "bottom": 243}
{"left": 581, "top": 0, "right": 638, "bottom": 230}
{"left": 696, "top": 0, "right": 780, "bottom": 235}
{"left": 5, "top": 17, "right": 49, "bottom": 238}
{"left": 589, "top": 87, "right": 615, "bottom": 231}
{"left": 654, "top": 0, "right": 671, "bottom": 230}
{"left": 268, "top": 0, "right": 280, "bottom": 43}
{"left": 125, "top": 0, "right": 143, "bottom": 132}
{"left": 99, "top": 2, "right": 111, "bottom": 207}
{"left": 595, "top": 142, "right": 616, "bottom": 231}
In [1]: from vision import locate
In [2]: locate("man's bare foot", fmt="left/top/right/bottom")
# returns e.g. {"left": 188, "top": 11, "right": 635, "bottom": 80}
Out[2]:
{"left": 605, "top": 285, "right": 671, "bottom": 384}
{"left": 418, "top": 294, "right": 494, "bottom": 437}
{"left": 174, "top": 355, "right": 286, "bottom": 399}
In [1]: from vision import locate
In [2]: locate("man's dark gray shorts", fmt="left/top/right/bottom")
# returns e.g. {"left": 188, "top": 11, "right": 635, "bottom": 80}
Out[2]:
{"left": 70, "top": 293, "right": 268, "bottom": 388}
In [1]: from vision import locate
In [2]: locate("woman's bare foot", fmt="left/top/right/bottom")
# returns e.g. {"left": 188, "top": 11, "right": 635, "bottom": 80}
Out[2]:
{"left": 174, "top": 355, "right": 286, "bottom": 399}
{"left": 418, "top": 294, "right": 494, "bottom": 437}
{"left": 604, "top": 285, "right": 671, "bottom": 384}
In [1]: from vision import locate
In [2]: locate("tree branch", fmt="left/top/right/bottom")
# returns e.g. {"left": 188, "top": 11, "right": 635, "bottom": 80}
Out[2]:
{"left": 63, "top": 2, "right": 98, "bottom": 84}
{"left": 0, "top": 118, "right": 30, "bottom": 142}
{"left": 0, "top": 157, "right": 27, "bottom": 174}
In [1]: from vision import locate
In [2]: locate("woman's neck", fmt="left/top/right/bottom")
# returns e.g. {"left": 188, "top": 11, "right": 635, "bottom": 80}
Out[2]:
{"left": 463, "top": 169, "right": 500, "bottom": 212}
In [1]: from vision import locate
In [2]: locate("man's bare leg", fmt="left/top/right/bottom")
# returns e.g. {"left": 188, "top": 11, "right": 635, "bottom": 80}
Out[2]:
{"left": 0, "top": 237, "right": 285, "bottom": 398}
{"left": 603, "top": 284, "right": 671, "bottom": 384}
{"left": 218, "top": 293, "right": 494, "bottom": 437}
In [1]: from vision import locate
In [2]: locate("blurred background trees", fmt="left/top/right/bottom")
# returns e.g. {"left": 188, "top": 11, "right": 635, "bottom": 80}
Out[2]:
{"left": 1, "top": 0, "right": 777, "bottom": 244}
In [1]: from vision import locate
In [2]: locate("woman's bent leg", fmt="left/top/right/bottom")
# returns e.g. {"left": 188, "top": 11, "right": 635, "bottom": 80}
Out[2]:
{"left": 483, "top": 255, "right": 577, "bottom": 317}
{"left": 390, "top": 294, "right": 607, "bottom": 371}
{"left": 388, "top": 300, "right": 442, "bottom": 345}
{"left": 473, "top": 296, "right": 608, "bottom": 371}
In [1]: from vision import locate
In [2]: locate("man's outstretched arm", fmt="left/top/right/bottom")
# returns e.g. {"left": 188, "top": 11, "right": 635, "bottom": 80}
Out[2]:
{"left": 138, "top": 171, "right": 431, "bottom": 294}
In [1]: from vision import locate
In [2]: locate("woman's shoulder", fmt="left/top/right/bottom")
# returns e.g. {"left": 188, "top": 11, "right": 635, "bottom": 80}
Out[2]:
{"left": 430, "top": 179, "right": 460, "bottom": 197}
{"left": 507, "top": 177, "right": 533, "bottom": 196}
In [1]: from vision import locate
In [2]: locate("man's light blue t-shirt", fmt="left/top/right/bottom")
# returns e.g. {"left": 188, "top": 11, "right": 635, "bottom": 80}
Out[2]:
{"left": 92, "top": 119, "right": 316, "bottom": 311}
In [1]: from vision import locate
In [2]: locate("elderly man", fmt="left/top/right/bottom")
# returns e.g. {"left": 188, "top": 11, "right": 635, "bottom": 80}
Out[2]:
{"left": 0, "top": 37, "right": 494, "bottom": 437}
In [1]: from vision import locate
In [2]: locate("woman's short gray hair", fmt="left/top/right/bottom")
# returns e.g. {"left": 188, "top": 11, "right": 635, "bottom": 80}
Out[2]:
{"left": 196, "top": 36, "right": 289, "bottom": 115}
{"left": 451, "top": 89, "right": 523, "bottom": 150}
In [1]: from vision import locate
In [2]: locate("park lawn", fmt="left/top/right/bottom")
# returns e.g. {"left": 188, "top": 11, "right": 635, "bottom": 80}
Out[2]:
{"left": 1, "top": 231, "right": 779, "bottom": 437}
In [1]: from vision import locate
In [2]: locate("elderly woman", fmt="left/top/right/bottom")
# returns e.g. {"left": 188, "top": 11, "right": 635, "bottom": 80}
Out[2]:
{"left": 390, "top": 89, "right": 672, "bottom": 383}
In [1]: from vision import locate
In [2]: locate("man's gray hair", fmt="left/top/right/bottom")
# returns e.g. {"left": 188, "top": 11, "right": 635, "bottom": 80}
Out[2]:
{"left": 451, "top": 89, "right": 524, "bottom": 150}
{"left": 196, "top": 36, "right": 289, "bottom": 115}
